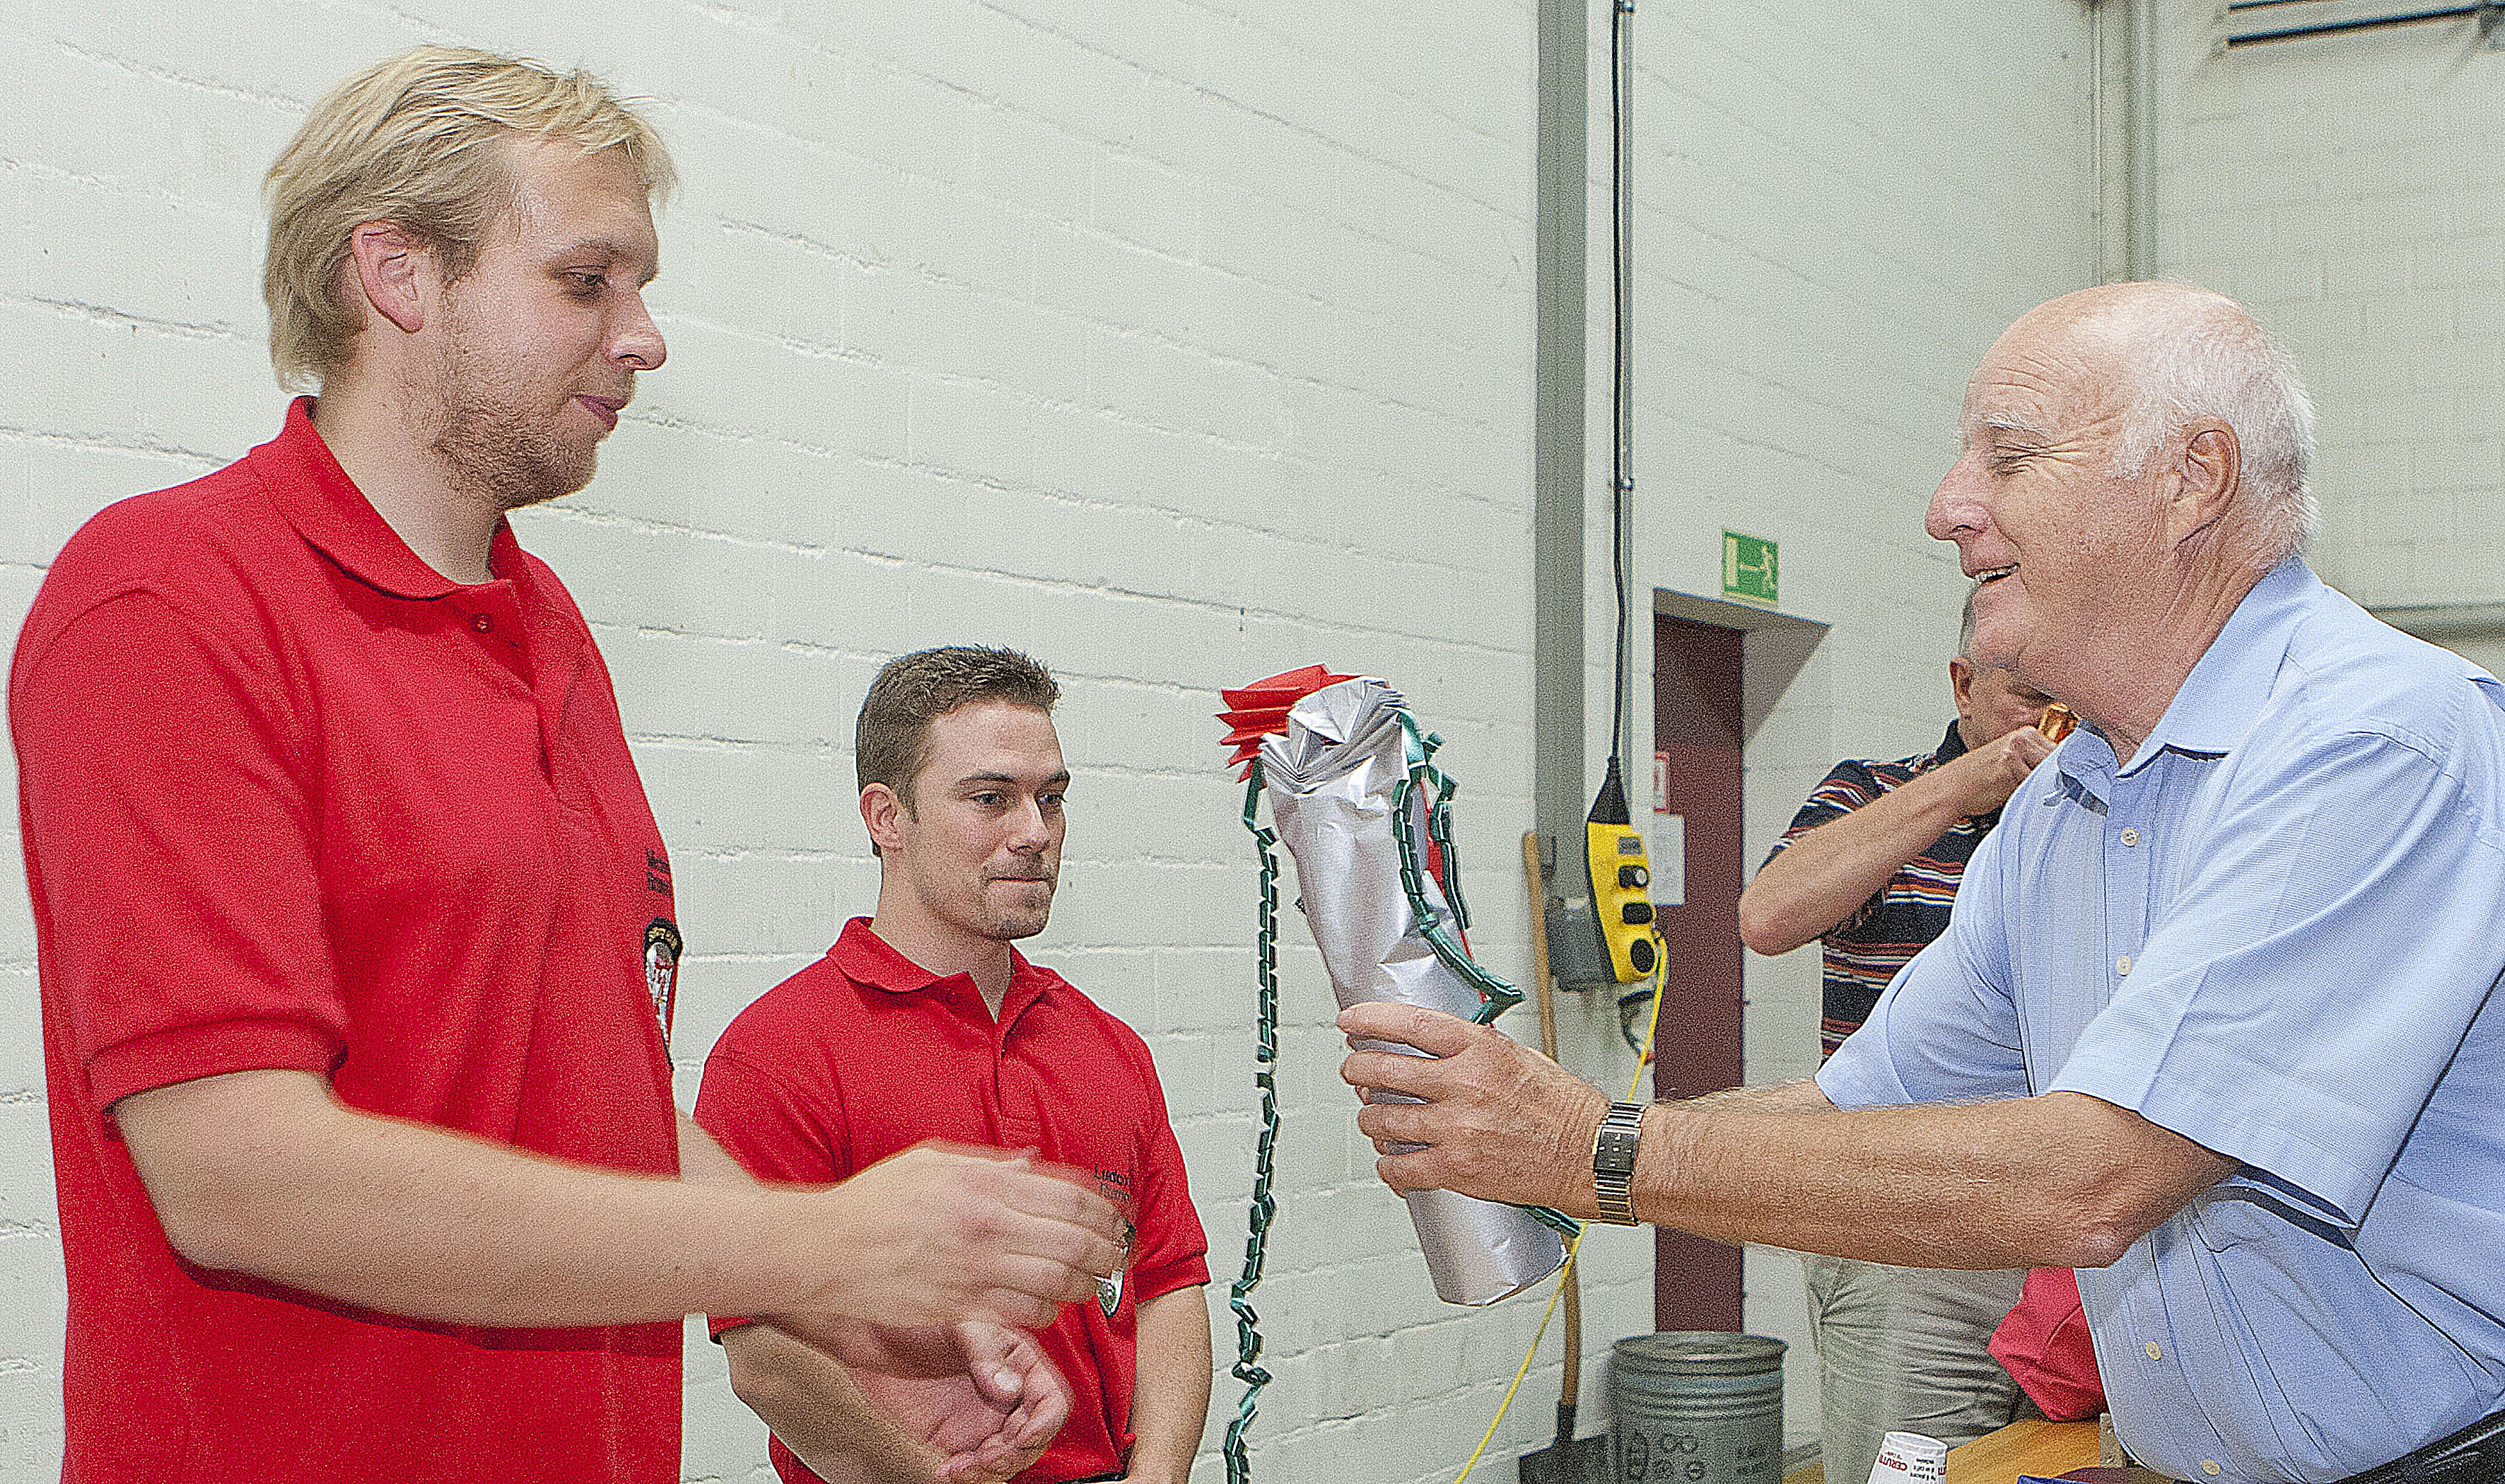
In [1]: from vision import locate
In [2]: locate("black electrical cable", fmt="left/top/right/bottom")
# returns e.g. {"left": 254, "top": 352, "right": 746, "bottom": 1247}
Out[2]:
{"left": 1607, "top": 0, "right": 1633, "bottom": 773}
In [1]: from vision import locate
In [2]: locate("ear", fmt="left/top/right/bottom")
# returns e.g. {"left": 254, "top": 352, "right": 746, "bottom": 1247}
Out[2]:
{"left": 860, "top": 783, "right": 907, "bottom": 855}
{"left": 2166, "top": 423, "right": 2241, "bottom": 549}
{"left": 1949, "top": 655, "right": 1976, "bottom": 715}
{"left": 345, "top": 221, "right": 431, "bottom": 336}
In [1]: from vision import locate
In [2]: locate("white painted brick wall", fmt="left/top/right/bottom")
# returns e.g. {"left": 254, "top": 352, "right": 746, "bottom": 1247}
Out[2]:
{"left": 1618, "top": 1, "right": 2098, "bottom": 1444}
{"left": 0, "top": 4, "right": 1571, "bottom": 1479}
{"left": 2152, "top": 6, "right": 2505, "bottom": 609}
{"left": 1, "top": 1, "right": 2111, "bottom": 1478}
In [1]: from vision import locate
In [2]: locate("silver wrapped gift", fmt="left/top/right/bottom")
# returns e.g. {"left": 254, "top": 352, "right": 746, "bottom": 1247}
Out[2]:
{"left": 1257, "top": 677, "right": 1570, "bottom": 1306}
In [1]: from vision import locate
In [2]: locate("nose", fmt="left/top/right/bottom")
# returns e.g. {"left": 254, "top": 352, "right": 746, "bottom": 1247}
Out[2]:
{"left": 1005, "top": 798, "right": 1054, "bottom": 851}
{"left": 610, "top": 289, "right": 667, "bottom": 372}
{"left": 1927, "top": 451, "right": 1987, "bottom": 547}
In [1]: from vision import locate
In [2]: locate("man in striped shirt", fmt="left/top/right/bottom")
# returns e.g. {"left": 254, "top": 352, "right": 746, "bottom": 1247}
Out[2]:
{"left": 1736, "top": 595, "right": 2055, "bottom": 1484}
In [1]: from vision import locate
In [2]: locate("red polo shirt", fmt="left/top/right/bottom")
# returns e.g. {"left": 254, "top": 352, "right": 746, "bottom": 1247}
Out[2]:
{"left": 696, "top": 918, "right": 1208, "bottom": 1484}
{"left": 10, "top": 399, "right": 685, "bottom": 1483}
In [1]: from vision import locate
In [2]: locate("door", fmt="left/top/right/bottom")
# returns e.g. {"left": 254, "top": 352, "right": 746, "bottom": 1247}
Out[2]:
{"left": 1651, "top": 613, "right": 1746, "bottom": 1332}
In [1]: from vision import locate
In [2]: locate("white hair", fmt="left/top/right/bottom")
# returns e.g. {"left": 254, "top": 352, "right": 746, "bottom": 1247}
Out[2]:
{"left": 2097, "top": 286, "right": 2318, "bottom": 563}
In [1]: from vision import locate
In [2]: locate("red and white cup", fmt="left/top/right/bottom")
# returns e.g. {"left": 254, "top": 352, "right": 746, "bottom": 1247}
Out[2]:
{"left": 1867, "top": 1432, "right": 1949, "bottom": 1484}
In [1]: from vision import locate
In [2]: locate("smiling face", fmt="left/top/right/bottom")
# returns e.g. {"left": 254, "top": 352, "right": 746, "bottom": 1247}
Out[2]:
{"left": 1925, "top": 305, "right": 2171, "bottom": 694}
{"left": 870, "top": 701, "right": 1070, "bottom": 948}
{"left": 416, "top": 138, "right": 665, "bottom": 510}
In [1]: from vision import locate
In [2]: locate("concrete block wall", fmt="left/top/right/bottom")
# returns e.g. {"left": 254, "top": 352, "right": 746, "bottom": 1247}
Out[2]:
{"left": 1613, "top": 1, "right": 2099, "bottom": 1443}
{"left": 2150, "top": 8, "right": 2505, "bottom": 609}
{"left": 0, "top": 0, "right": 2122, "bottom": 1478}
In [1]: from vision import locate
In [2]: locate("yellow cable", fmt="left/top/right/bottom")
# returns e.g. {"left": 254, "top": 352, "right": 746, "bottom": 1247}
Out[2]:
{"left": 1451, "top": 1229, "right": 1584, "bottom": 1480}
{"left": 1452, "top": 930, "right": 1669, "bottom": 1481}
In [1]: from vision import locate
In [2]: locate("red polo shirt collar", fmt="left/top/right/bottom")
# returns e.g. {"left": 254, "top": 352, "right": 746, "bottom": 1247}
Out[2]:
{"left": 829, "top": 917, "right": 1053, "bottom": 1027}
{"left": 263, "top": 395, "right": 527, "bottom": 600}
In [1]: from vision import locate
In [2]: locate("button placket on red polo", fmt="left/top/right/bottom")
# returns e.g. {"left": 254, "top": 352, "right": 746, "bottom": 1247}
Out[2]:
{"left": 993, "top": 991, "right": 1046, "bottom": 1148}
{"left": 451, "top": 582, "right": 576, "bottom": 793}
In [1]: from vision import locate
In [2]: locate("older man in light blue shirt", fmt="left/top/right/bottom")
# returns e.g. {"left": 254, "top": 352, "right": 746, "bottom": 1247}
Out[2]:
{"left": 1338, "top": 281, "right": 2505, "bottom": 1484}
{"left": 1823, "top": 550, "right": 2505, "bottom": 1478}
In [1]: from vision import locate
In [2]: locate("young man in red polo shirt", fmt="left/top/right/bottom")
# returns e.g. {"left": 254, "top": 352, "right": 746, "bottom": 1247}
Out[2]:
{"left": 699, "top": 648, "right": 1214, "bottom": 1484}
{"left": 10, "top": 49, "right": 1118, "bottom": 1484}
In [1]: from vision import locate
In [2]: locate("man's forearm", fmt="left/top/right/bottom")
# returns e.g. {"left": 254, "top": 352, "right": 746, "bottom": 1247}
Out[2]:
{"left": 725, "top": 1323, "right": 943, "bottom": 1484}
{"left": 1678, "top": 1078, "right": 1833, "bottom": 1116}
{"left": 1633, "top": 1089, "right": 2236, "bottom": 1268}
{"left": 1339, "top": 1004, "right": 2237, "bottom": 1273}
{"left": 119, "top": 1070, "right": 834, "bottom": 1326}
{"left": 117, "top": 1068, "right": 1119, "bottom": 1333}
{"left": 1122, "top": 1285, "right": 1213, "bottom": 1483}
{"left": 1737, "top": 773, "right": 1972, "bottom": 955}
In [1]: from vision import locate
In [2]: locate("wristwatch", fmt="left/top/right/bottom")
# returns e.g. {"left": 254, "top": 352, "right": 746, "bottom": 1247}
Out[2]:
{"left": 1590, "top": 1101, "right": 1646, "bottom": 1225}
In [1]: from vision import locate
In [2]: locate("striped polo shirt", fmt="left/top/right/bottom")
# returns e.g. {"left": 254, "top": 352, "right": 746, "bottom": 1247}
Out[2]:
{"left": 1763, "top": 720, "right": 1997, "bottom": 1058}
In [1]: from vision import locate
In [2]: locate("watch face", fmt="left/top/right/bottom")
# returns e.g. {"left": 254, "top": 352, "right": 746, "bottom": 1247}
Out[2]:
{"left": 1594, "top": 1106, "right": 1644, "bottom": 1174}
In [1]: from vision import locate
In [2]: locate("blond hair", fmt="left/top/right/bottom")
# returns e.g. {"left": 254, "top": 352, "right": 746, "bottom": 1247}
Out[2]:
{"left": 262, "top": 45, "right": 677, "bottom": 389}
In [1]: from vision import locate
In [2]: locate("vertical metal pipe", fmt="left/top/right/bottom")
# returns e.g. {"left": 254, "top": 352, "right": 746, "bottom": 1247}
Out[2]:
{"left": 2090, "top": 2, "right": 2114, "bottom": 283}
{"left": 1533, "top": 0, "right": 1590, "bottom": 851}
{"left": 2091, "top": 2, "right": 2134, "bottom": 285}
{"left": 2127, "top": 0, "right": 2159, "bottom": 279}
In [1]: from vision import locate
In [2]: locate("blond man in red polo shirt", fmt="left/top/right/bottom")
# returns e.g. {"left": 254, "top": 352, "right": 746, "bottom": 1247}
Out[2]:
{"left": 10, "top": 48, "right": 1117, "bottom": 1484}
{"left": 700, "top": 648, "right": 1214, "bottom": 1484}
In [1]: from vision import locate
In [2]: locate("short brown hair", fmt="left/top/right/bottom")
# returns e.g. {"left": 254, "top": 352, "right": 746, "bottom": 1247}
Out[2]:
{"left": 856, "top": 647, "right": 1061, "bottom": 812}
{"left": 262, "top": 45, "right": 677, "bottom": 390}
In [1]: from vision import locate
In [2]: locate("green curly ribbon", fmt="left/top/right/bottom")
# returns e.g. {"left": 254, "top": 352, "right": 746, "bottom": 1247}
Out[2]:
{"left": 1386, "top": 720, "right": 1521, "bottom": 1025}
{"left": 1225, "top": 766, "right": 1280, "bottom": 1484}
{"left": 1381, "top": 718, "right": 1582, "bottom": 1239}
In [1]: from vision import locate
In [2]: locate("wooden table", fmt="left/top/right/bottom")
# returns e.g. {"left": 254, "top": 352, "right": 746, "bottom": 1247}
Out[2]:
{"left": 1944, "top": 1420, "right": 2102, "bottom": 1484}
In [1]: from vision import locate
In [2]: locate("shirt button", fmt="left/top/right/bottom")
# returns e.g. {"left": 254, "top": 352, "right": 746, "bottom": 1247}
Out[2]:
{"left": 2202, "top": 1464, "right": 2221, "bottom": 1478}
{"left": 472, "top": 613, "right": 494, "bottom": 633}
{"left": 2119, "top": 826, "right": 2141, "bottom": 846}
{"left": 2117, "top": 955, "right": 2133, "bottom": 976}
{"left": 2144, "top": 1340, "right": 2164, "bottom": 1360}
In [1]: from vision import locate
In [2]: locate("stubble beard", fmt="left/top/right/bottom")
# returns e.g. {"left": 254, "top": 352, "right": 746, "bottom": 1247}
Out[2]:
{"left": 424, "top": 305, "right": 600, "bottom": 514}
{"left": 975, "top": 872, "right": 1057, "bottom": 942}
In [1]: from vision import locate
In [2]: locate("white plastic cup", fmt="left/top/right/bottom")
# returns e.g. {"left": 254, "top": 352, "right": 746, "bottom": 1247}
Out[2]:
{"left": 1867, "top": 1431, "right": 1949, "bottom": 1484}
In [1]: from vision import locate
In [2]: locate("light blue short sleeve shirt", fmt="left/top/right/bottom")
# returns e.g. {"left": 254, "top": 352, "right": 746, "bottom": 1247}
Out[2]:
{"left": 1817, "top": 559, "right": 2505, "bottom": 1483}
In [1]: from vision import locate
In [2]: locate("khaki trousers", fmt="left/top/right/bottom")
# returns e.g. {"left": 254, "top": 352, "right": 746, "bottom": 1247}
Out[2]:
{"left": 1802, "top": 1254, "right": 2033, "bottom": 1484}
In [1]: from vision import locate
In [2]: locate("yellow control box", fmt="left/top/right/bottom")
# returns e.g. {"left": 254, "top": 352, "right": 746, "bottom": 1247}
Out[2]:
{"left": 1584, "top": 821, "right": 1658, "bottom": 983}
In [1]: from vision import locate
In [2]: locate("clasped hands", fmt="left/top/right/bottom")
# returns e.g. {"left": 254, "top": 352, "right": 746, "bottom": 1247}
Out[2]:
{"left": 845, "top": 1320, "right": 1069, "bottom": 1483}
{"left": 776, "top": 1143, "right": 1126, "bottom": 1482}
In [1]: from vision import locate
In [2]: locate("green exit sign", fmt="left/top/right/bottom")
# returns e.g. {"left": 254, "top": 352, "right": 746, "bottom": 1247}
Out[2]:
{"left": 1722, "top": 531, "right": 1778, "bottom": 606}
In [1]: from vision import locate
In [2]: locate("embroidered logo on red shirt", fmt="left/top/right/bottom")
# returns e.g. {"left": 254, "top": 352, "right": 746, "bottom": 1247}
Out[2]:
{"left": 1094, "top": 1168, "right": 1135, "bottom": 1318}
{"left": 1098, "top": 1217, "right": 1135, "bottom": 1319}
{"left": 644, "top": 917, "right": 682, "bottom": 1040}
